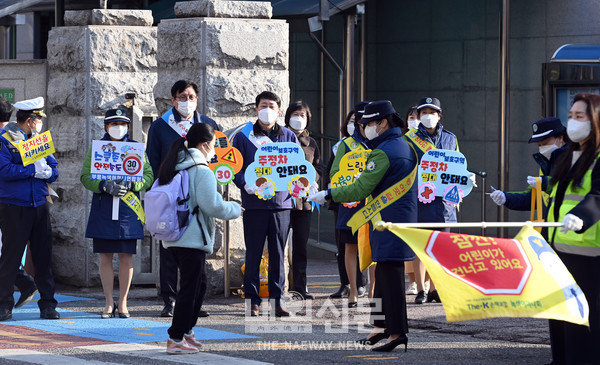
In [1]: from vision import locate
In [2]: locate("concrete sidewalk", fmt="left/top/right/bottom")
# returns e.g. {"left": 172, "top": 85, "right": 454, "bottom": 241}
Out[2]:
{"left": 0, "top": 258, "right": 552, "bottom": 364}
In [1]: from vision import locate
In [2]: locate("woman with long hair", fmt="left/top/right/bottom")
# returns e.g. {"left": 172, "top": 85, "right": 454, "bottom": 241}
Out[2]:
{"left": 159, "top": 122, "right": 242, "bottom": 354}
{"left": 547, "top": 93, "right": 600, "bottom": 364}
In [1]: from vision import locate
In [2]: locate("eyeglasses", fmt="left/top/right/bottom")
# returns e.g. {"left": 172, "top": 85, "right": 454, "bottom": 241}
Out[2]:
{"left": 176, "top": 95, "right": 198, "bottom": 102}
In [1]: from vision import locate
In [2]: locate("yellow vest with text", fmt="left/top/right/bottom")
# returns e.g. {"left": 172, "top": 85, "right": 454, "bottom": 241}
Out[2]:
{"left": 548, "top": 153, "right": 600, "bottom": 255}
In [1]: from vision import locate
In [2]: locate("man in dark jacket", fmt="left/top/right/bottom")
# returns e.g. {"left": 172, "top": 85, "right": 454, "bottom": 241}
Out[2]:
{"left": 0, "top": 97, "right": 39, "bottom": 310}
{"left": 0, "top": 97, "right": 59, "bottom": 321}
{"left": 146, "top": 80, "right": 220, "bottom": 318}
{"left": 232, "top": 91, "right": 299, "bottom": 317}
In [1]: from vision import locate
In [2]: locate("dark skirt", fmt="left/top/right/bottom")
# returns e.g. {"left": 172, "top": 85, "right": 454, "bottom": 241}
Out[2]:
{"left": 93, "top": 238, "right": 137, "bottom": 254}
{"left": 339, "top": 229, "right": 358, "bottom": 244}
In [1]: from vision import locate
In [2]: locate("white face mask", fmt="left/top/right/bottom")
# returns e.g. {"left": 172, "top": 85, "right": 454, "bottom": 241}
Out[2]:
{"left": 364, "top": 124, "right": 379, "bottom": 140}
{"left": 407, "top": 119, "right": 419, "bottom": 130}
{"left": 289, "top": 116, "right": 307, "bottom": 131}
{"left": 204, "top": 145, "right": 216, "bottom": 162}
{"left": 538, "top": 144, "right": 559, "bottom": 159}
{"left": 347, "top": 122, "right": 355, "bottom": 136}
{"left": 258, "top": 107, "right": 279, "bottom": 125}
{"left": 108, "top": 125, "right": 128, "bottom": 140}
{"left": 33, "top": 122, "right": 43, "bottom": 134}
{"left": 567, "top": 119, "right": 592, "bottom": 143}
{"left": 420, "top": 114, "right": 439, "bottom": 129}
{"left": 176, "top": 100, "right": 197, "bottom": 117}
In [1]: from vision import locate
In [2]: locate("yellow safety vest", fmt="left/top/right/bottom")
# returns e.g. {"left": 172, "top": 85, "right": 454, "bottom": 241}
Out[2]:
{"left": 548, "top": 153, "right": 600, "bottom": 256}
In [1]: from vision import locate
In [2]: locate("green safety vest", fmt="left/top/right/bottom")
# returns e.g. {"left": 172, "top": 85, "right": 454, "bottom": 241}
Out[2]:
{"left": 548, "top": 153, "right": 600, "bottom": 256}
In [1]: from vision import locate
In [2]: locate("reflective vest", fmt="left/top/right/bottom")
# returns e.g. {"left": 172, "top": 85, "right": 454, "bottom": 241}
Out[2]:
{"left": 548, "top": 153, "right": 600, "bottom": 256}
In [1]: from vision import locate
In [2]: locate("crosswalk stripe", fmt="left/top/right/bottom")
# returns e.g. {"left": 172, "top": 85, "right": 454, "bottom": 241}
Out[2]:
{"left": 0, "top": 349, "right": 116, "bottom": 364}
{"left": 75, "top": 343, "right": 271, "bottom": 364}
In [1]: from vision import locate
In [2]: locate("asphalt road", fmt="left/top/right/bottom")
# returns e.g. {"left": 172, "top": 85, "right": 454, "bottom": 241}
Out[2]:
{"left": 0, "top": 259, "right": 552, "bottom": 364}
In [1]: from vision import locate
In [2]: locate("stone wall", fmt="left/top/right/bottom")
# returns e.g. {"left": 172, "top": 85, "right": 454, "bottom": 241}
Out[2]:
{"left": 46, "top": 10, "right": 157, "bottom": 286}
{"left": 155, "top": 0, "right": 289, "bottom": 294}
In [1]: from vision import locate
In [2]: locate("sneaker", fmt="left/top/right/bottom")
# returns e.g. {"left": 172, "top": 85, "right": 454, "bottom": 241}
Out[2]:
{"left": 166, "top": 338, "right": 199, "bottom": 354}
{"left": 357, "top": 286, "right": 367, "bottom": 298}
{"left": 183, "top": 331, "right": 203, "bottom": 348}
{"left": 405, "top": 282, "right": 418, "bottom": 295}
{"left": 414, "top": 290, "right": 426, "bottom": 305}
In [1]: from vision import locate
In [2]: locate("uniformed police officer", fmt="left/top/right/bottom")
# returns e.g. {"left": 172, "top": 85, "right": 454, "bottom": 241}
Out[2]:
{"left": 0, "top": 97, "right": 60, "bottom": 321}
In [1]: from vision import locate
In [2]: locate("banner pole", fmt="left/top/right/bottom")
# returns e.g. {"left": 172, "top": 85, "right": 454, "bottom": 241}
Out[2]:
{"left": 374, "top": 221, "right": 563, "bottom": 231}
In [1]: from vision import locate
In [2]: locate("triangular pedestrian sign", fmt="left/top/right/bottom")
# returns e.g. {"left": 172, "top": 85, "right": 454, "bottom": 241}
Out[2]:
{"left": 222, "top": 148, "right": 237, "bottom": 164}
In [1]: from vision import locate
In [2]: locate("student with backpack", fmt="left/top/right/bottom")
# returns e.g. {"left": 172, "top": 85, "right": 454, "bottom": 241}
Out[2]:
{"left": 158, "top": 122, "right": 242, "bottom": 354}
{"left": 80, "top": 109, "right": 154, "bottom": 319}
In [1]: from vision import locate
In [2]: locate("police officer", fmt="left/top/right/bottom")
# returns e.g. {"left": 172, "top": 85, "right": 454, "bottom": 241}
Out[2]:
{"left": 0, "top": 97, "right": 60, "bottom": 321}
{"left": 490, "top": 117, "right": 567, "bottom": 211}
{"left": 0, "top": 97, "right": 39, "bottom": 310}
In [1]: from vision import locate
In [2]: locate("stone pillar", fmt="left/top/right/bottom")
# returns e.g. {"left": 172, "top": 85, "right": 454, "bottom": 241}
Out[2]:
{"left": 155, "top": 0, "right": 289, "bottom": 294}
{"left": 46, "top": 9, "right": 157, "bottom": 286}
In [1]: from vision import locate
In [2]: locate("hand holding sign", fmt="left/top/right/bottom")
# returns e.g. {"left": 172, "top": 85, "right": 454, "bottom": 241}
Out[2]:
{"left": 244, "top": 142, "right": 316, "bottom": 200}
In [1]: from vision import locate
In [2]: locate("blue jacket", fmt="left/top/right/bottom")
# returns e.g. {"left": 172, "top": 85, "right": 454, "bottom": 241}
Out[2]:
{"left": 408, "top": 123, "right": 458, "bottom": 223}
{"left": 505, "top": 145, "right": 568, "bottom": 211}
{"left": 232, "top": 121, "right": 300, "bottom": 210}
{"left": 162, "top": 148, "right": 242, "bottom": 254}
{"left": 81, "top": 134, "right": 154, "bottom": 240}
{"left": 331, "top": 127, "right": 418, "bottom": 262}
{"left": 0, "top": 123, "right": 59, "bottom": 207}
{"left": 146, "top": 108, "right": 220, "bottom": 178}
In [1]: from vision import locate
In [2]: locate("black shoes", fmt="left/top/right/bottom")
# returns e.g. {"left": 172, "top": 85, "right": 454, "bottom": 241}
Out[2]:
{"left": 427, "top": 290, "right": 442, "bottom": 303}
{"left": 274, "top": 305, "right": 290, "bottom": 317}
{"left": 300, "top": 293, "right": 314, "bottom": 300}
{"left": 249, "top": 304, "right": 260, "bottom": 317}
{"left": 40, "top": 307, "right": 60, "bottom": 319}
{"left": 357, "top": 332, "right": 389, "bottom": 346}
{"left": 330, "top": 285, "right": 349, "bottom": 298}
{"left": 415, "top": 290, "right": 426, "bottom": 304}
{"left": 198, "top": 310, "right": 210, "bottom": 317}
{"left": 161, "top": 302, "right": 175, "bottom": 317}
{"left": 372, "top": 335, "right": 408, "bottom": 352}
{"left": 15, "top": 286, "right": 38, "bottom": 308}
{"left": 119, "top": 312, "right": 131, "bottom": 318}
{"left": 0, "top": 308, "right": 12, "bottom": 321}
{"left": 101, "top": 305, "right": 117, "bottom": 319}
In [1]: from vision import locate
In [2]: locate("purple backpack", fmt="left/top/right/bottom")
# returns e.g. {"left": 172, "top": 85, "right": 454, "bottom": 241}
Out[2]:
{"left": 144, "top": 170, "right": 194, "bottom": 241}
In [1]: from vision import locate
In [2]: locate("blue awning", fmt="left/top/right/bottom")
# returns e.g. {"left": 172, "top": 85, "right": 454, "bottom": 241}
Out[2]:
{"left": 551, "top": 44, "right": 600, "bottom": 63}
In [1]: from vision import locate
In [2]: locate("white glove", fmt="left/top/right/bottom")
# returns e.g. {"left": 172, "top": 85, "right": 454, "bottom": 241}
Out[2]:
{"left": 34, "top": 160, "right": 52, "bottom": 180}
{"left": 309, "top": 182, "right": 319, "bottom": 196}
{"left": 560, "top": 213, "right": 583, "bottom": 233}
{"left": 469, "top": 173, "right": 478, "bottom": 188}
{"left": 308, "top": 190, "right": 328, "bottom": 205}
{"left": 34, "top": 158, "right": 49, "bottom": 170}
{"left": 527, "top": 176, "right": 539, "bottom": 188}
{"left": 490, "top": 190, "right": 506, "bottom": 206}
{"left": 244, "top": 184, "right": 258, "bottom": 195}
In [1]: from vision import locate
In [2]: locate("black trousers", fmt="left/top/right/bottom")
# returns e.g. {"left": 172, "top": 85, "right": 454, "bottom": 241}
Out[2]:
{"left": 160, "top": 242, "right": 207, "bottom": 307}
{"left": 370, "top": 261, "right": 408, "bottom": 335}
{"left": 290, "top": 210, "right": 311, "bottom": 294}
{"left": 243, "top": 209, "right": 290, "bottom": 306}
{"left": 167, "top": 247, "right": 206, "bottom": 341}
{"left": 0, "top": 203, "right": 56, "bottom": 310}
{"left": 549, "top": 251, "right": 600, "bottom": 365}
{"left": 333, "top": 210, "right": 366, "bottom": 287}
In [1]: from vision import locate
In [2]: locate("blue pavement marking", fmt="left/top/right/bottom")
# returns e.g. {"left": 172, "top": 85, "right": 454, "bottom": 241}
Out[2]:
{"left": 7, "top": 293, "right": 257, "bottom": 343}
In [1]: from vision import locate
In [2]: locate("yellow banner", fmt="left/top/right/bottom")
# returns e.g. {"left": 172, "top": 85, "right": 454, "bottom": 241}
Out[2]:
{"left": 15, "top": 131, "right": 55, "bottom": 166}
{"left": 121, "top": 191, "right": 145, "bottom": 224}
{"left": 383, "top": 223, "right": 589, "bottom": 326}
{"left": 404, "top": 130, "right": 435, "bottom": 155}
{"left": 347, "top": 164, "right": 417, "bottom": 234}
